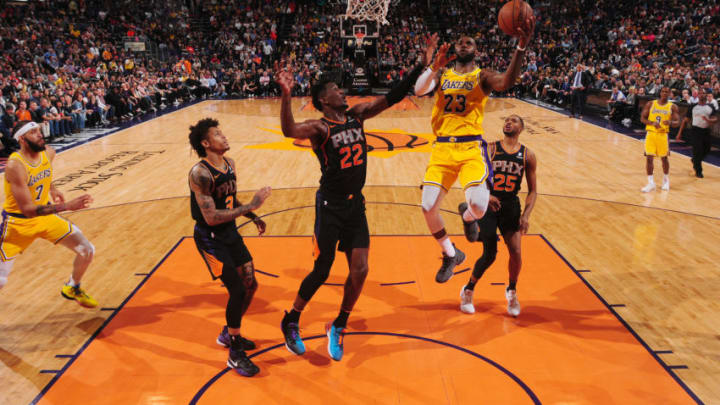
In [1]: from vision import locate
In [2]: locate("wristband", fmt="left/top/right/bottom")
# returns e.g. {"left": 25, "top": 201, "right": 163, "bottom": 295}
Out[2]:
{"left": 244, "top": 212, "right": 258, "bottom": 220}
{"left": 516, "top": 45, "right": 526, "bottom": 52}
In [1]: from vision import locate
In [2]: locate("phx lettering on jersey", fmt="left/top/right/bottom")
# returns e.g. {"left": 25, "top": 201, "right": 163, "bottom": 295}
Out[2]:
{"left": 331, "top": 128, "right": 365, "bottom": 148}
{"left": 441, "top": 80, "right": 475, "bottom": 91}
{"left": 493, "top": 160, "right": 523, "bottom": 175}
{"left": 27, "top": 169, "right": 51, "bottom": 187}
{"left": 214, "top": 179, "right": 236, "bottom": 199}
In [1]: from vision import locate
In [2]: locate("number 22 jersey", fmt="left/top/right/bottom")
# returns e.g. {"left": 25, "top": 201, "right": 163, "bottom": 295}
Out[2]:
{"left": 313, "top": 116, "right": 368, "bottom": 196}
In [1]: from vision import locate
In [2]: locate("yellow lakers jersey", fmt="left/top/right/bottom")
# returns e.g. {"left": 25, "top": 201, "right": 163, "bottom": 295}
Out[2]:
{"left": 3, "top": 151, "right": 53, "bottom": 214}
{"left": 431, "top": 67, "right": 488, "bottom": 137}
{"left": 646, "top": 100, "right": 673, "bottom": 134}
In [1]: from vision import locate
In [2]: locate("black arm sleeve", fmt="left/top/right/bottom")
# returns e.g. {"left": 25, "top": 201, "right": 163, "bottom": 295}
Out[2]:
{"left": 385, "top": 64, "right": 425, "bottom": 106}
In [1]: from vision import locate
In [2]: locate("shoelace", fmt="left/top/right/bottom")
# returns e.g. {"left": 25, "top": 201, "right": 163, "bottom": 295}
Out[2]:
{"left": 73, "top": 286, "right": 86, "bottom": 297}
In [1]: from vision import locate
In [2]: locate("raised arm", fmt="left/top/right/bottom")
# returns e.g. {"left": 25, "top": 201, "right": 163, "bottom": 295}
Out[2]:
{"left": 5, "top": 158, "right": 92, "bottom": 217}
{"left": 519, "top": 148, "right": 537, "bottom": 234}
{"left": 481, "top": 14, "right": 536, "bottom": 94}
{"left": 275, "top": 69, "right": 327, "bottom": 140}
{"left": 348, "top": 34, "right": 438, "bottom": 121}
{"left": 189, "top": 163, "right": 271, "bottom": 227}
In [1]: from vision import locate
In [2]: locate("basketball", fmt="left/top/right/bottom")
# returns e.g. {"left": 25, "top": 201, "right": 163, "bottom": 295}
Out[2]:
{"left": 498, "top": 0, "right": 533, "bottom": 37}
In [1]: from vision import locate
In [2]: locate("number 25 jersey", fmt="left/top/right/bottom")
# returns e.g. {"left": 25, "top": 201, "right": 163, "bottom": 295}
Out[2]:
{"left": 431, "top": 67, "right": 488, "bottom": 138}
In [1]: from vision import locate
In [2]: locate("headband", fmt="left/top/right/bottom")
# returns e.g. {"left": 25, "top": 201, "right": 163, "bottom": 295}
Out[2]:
{"left": 14, "top": 121, "right": 40, "bottom": 140}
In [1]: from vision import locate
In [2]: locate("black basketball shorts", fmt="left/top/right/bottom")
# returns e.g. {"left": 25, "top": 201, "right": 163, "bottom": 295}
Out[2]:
{"left": 193, "top": 223, "right": 253, "bottom": 283}
{"left": 312, "top": 190, "right": 370, "bottom": 258}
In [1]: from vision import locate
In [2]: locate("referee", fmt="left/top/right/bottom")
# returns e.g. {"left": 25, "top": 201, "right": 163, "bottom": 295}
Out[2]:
{"left": 678, "top": 89, "right": 718, "bottom": 178}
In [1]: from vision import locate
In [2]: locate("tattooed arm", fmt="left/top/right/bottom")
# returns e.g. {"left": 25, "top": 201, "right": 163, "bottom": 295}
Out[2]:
{"left": 188, "top": 163, "right": 271, "bottom": 226}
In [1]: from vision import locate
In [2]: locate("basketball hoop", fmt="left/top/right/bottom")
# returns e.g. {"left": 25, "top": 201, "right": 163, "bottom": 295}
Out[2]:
{"left": 345, "top": 0, "right": 391, "bottom": 25}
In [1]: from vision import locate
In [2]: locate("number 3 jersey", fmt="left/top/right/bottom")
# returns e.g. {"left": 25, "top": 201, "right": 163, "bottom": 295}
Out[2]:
{"left": 3, "top": 151, "right": 52, "bottom": 214}
{"left": 190, "top": 158, "right": 238, "bottom": 231}
{"left": 314, "top": 116, "right": 367, "bottom": 196}
{"left": 491, "top": 141, "right": 526, "bottom": 200}
{"left": 431, "top": 67, "right": 488, "bottom": 138}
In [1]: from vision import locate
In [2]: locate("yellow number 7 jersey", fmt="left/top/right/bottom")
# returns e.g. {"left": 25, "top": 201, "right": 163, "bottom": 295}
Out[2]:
{"left": 431, "top": 67, "right": 488, "bottom": 138}
{"left": 3, "top": 151, "right": 53, "bottom": 214}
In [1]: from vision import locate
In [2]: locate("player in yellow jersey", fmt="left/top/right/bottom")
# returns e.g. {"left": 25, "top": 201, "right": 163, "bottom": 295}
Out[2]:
{"left": 414, "top": 19, "right": 535, "bottom": 283}
{"left": 0, "top": 121, "right": 96, "bottom": 307}
{"left": 640, "top": 87, "right": 680, "bottom": 192}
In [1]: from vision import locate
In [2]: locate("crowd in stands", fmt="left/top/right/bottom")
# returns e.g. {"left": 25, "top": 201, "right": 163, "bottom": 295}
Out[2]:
{"left": 1, "top": 0, "right": 719, "bottom": 153}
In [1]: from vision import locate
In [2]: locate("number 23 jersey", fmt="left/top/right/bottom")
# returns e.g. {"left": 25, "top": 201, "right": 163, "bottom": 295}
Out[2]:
{"left": 431, "top": 67, "right": 488, "bottom": 138}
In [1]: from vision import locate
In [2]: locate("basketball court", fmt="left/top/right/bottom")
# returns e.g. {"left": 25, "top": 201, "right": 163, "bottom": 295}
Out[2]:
{"left": 1, "top": 96, "right": 718, "bottom": 404}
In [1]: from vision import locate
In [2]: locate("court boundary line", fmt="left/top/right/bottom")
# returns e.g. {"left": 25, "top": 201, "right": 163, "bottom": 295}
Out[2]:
{"left": 538, "top": 234, "right": 704, "bottom": 405}
{"left": 28, "top": 238, "right": 187, "bottom": 405}
{"left": 27, "top": 234, "right": 706, "bottom": 405}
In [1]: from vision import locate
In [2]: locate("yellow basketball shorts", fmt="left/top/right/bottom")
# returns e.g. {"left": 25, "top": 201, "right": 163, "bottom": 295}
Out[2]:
{"left": 0, "top": 211, "right": 74, "bottom": 261}
{"left": 422, "top": 141, "right": 490, "bottom": 191}
{"left": 644, "top": 131, "right": 669, "bottom": 157}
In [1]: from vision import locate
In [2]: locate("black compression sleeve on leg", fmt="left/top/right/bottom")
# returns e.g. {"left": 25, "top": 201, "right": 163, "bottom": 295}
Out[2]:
{"left": 385, "top": 63, "right": 425, "bottom": 106}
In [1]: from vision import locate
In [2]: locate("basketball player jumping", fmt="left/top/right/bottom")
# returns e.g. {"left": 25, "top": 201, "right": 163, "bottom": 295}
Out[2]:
{"left": 458, "top": 115, "right": 537, "bottom": 317}
{"left": 414, "top": 17, "right": 536, "bottom": 283}
{"left": 188, "top": 118, "right": 271, "bottom": 377}
{"left": 640, "top": 87, "right": 680, "bottom": 192}
{"left": 275, "top": 37, "right": 436, "bottom": 361}
{"left": 1, "top": 121, "right": 96, "bottom": 307}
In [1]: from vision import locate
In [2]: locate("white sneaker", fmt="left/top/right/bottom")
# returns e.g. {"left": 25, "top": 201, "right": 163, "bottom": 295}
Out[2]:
{"left": 641, "top": 183, "right": 656, "bottom": 193}
{"left": 460, "top": 287, "right": 475, "bottom": 314}
{"left": 661, "top": 180, "right": 670, "bottom": 191}
{"left": 505, "top": 289, "right": 521, "bottom": 317}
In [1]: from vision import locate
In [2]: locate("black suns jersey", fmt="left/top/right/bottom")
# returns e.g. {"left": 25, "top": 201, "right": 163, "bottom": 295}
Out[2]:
{"left": 190, "top": 158, "right": 238, "bottom": 230}
{"left": 313, "top": 116, "right": 367, "bottom": 196}
{"left": 491, "top": 141, "right": 526, "bottom": 200}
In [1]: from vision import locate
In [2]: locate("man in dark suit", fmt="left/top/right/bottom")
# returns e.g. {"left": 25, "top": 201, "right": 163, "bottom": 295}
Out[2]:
{"left": 570, "top": 64, "right": 591, "bottom": 118}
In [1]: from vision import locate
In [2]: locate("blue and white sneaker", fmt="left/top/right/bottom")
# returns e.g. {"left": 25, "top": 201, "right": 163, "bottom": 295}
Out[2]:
{"left": 281, "top": 312, "right": 306, "bottom": 355}
{"left": 325, "top": 322, "right": 345, "bottom": 361}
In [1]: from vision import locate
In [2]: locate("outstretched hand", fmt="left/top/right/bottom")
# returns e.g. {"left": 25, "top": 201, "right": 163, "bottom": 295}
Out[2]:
{"left": 516, "top": 14, "right": 536, "bottom": 49}
{"left": 421, "top": 33, "right": 439, "bottom": 67}
{"left": 431, "top": 43, "right": 456, "bottom": 71}
{"left": 274, "top": 60, "right": 295, "bottom": 95}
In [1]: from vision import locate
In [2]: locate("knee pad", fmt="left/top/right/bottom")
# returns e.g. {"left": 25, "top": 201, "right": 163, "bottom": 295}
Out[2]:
{"left": 310, "top": 253, "right": 334, "bottom": 284}
{"left": 465, "top": 184, "right": 489, "bottom": 219}
{"left": 73, "top": 240, "right": 95, "bottom": 260}
{"left": 0, "top": 259, "right": 15, "bottom": 289}
{"left": 421, "top": 185, "right": 442, "bottom": 213}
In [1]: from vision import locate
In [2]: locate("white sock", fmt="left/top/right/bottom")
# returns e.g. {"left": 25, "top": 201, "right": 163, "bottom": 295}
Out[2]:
{"left": 647, "top": 175, "right": 654, "bottom": 184}
{"left": 462, "top": 208, "right": 475, "bottom": 223}
{"left": 440, "top": 237, "right": 455, "bottom": 257}
{"left": 663, "top": 174, "right": 669, "bottom": 183}
{"left": 67, "top": 275, "right": 78, "bottom": 287}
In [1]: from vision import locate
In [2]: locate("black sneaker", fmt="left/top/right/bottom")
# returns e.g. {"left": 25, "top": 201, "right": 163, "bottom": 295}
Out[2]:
{"left": 696, "top": 171, "right": 704, "bottom": 178}
{"left": 216, "top": 326, "right": 256, "bottom": 350}
{"left": 458, "top": 202, "right": 479, "bottom": 242}
{"left": 435, "top": 245, "right": 466, "bottom": 283}
{"left": 227, "top": 349, "right": 260, "bottom": 377}
{"left": 281, "top": 311, "right": 306, "bottom": 355}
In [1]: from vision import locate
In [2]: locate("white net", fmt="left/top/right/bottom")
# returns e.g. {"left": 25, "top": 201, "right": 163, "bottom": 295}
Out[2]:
{"left": 345, "top": 0, "right": 391, "bottom": 25}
